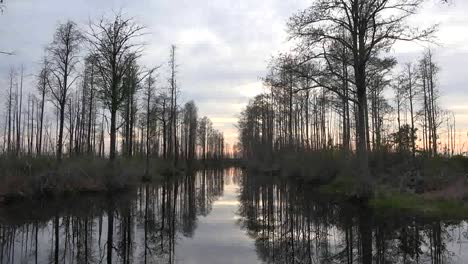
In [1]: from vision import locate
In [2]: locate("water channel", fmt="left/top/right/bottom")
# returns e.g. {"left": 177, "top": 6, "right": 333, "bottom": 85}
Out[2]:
{"left": 1, "top": 168, "right": 468, "bottom": 263}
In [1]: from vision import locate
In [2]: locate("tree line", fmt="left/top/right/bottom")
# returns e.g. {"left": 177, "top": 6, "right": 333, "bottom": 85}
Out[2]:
{"left": 1, "top": 13, "right": 224, "bottom": 164}
{"left": 237, "top": 0, "right": 459, "bottom": 193}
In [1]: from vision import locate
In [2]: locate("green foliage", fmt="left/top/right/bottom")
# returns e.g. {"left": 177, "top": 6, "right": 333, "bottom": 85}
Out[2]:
{"left": 371, "top": 191, "right": 468, "bottom": 219}
{"left": 319, "top": 174, "right": 359, "bottom": 196}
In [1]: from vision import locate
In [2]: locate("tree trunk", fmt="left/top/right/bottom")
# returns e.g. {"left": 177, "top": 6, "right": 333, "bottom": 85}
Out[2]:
{"left": 16, "top": 67, "right": 24, "bottom": 156}
{"left": 7, "top": 72, "right": 13, "bottom": 153}
{"left": 109, "top": 108, "right": 117, "bottom": 161}
{"left": 356, "top": 64, "right": 370, "bottom": 193}
{"left": 57, "top": 101, "right": 65, "bottom": 161}
{"left": 38, "top": 90, "right": 45, "bottom": 155}
{"left": 408, "top": 66, "right": 416, "bottom": 157}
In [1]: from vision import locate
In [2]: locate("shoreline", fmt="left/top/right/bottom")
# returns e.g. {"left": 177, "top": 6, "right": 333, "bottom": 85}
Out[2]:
{"left": 0, "top": 155, "right": 238, "bottom": 206}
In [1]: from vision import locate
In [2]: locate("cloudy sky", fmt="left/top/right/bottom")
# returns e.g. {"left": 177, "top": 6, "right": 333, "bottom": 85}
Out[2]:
{"left": 1, "top": 0, "right": 468, "bottom": 146}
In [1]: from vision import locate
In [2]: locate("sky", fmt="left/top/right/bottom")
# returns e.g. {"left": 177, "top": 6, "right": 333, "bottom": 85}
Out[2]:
{"left": 1, "top": 0, "right": 468, "bottom": 146}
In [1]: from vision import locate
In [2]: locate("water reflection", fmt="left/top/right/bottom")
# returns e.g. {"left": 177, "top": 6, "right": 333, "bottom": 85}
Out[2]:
{"left": 0, "top": 169, "right": 227, "bottom": 264}
{"left": 1, "top": 169, "right": 468, "bottom": 264}
{"left": 238, "top": 172, "right": 468, "bottom": 264}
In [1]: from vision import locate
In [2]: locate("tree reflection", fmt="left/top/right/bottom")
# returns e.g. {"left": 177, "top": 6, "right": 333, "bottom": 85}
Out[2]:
{"left": 0, "top": 169, "right": 465, "bottom": 263}
{"left": 238, "top": 172, "right": 462, "bottom": 264}
{"left": 0, "top": 169, "right": 224, "bottom": 264}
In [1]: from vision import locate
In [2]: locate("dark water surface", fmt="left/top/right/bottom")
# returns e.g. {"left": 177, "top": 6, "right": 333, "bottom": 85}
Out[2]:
{"left": 1, "top": 168, "right": 468, "bottom": 263}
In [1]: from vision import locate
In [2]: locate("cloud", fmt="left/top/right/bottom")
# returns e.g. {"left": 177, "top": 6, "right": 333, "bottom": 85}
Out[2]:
{"left": 0, "top": 0, "right": 467, "bottom": 145}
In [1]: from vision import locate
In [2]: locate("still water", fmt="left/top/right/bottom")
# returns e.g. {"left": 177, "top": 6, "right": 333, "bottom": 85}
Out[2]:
{"left": 1, "top": 168, "right": 468, "bottom": 263}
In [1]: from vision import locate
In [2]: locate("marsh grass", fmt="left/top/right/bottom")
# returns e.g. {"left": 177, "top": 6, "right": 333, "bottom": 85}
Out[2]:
{"left": 245, "top": 150, "right": 468, "bottom": 217}
{"left": 0, "top": 155, "right": 236, "bottom": 204}
{"left": 246, "top": 149, "right": 468, "bottom": 194}
{"left": 370, "top": 190, "right": 468, "bottom": 219}
{"left": 318, "top": 179, "right": 468, "bottom": 218}
{"left": 319, "top": 174, "right": 360, "bottom": 196}
{"left": 0, "top": 155, "right": 185, "bottom": 202}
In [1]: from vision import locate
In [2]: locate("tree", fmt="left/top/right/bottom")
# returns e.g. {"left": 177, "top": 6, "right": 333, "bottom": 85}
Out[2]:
{"left": 367, "top": 57, "right": 395, "bottom": 152}
{"left": 36, "top": 57, "right": 50, "bottom": 155}
{"left": 198, "top": 117, "right": 209, "bottom": 161}
{"left": 154, "top": 92, "right": 171, "bottom": 159}
{"left": 121, "top": 60, "right": 140, "bottom": 157}
{"left": 82, "top": 55, "right": 98, "bottom": 155}
{"left": 402, "top": 63, "right": 419, "bottom": 157}
{"left": 87, "top": 13, "right": 145, "bottom": 161}
{"left": 48, "top": 21, "right": 82, "bottom": 161}
{"left": 287, "top": 0, "right": 436, "bottom": 193}
{"left": 168, "top": 45, "right": 179, "bottom": 164}
{"left": 392, "top": 124, "right": 417, "bottom": 154}
{"left": 144, "top": 71, "right": 156, "bottom": 174}
{"left": 419, "top": 49, "right": 440, "bottom": 157}
{"left": 182, "top": 101, "right": 198, "bottom": 162}
{"left": 15, "top": 65, "right": 24, "bottom": 156}
{"left": 6, "top": 67, "right": 15, "bottom": 153}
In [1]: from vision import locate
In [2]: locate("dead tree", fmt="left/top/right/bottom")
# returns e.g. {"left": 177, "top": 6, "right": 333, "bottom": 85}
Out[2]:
{"left": 36, "top": 57, "right": 50, "bottom": 155}
{"left": 47, "top": 21, "right": 82, "bottom": 161}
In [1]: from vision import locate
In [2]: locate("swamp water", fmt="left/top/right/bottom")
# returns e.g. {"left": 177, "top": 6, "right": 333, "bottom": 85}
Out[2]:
{"left": 1, "top": 168, "right": 468, "bottom": 263}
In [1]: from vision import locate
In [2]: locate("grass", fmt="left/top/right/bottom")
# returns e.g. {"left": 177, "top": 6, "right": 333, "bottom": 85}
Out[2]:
{"left": 297, "top": 151, "right": 468, "bottom": 218}
{"left": 318, "top": 176, "right": 468, "bottom": 219}
{"left": 370, "top": 191, "right": 468, "bottom": 219}
{"left": 318, "top": 174, "right": 360, "bottom": 196}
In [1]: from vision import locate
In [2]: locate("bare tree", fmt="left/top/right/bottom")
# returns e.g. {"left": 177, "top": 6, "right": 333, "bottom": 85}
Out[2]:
{"left": 154, "top": 92, "right": 171, "bottom": 159}
{"left": 81, "top": 55, "right": 98, "bottom": 155}
{"left": 87, "top": 13, "right": 145, "bottom": 161}
{"left": 47, "top": 21, "right": 82, "bottom": 161}
{"left": 287, "top": 0, "right": 436, "bottom": 192}
{"left": 121, "top": 60, "right": 141, "bottom": 157}
{"left": 36, "top": 57, "right": 50, "bottom": 155}
{"left": 419, "top": 49, "right": 440, "bottom": 156}
{"left": 168, "top": 45, "right": 179, "bottom": 164}
{"left": 6, "top": 67, "right": 16, "bottom": 153}
{"left": 144, "top": 71, "right": 156, "bottom": 174}
{"left": 182, "top": 101, "right": 198, "bottom": 162}
{"left": 404, "top": 63, "right": 419, "bottom": 157}
{"left": 15, "top": 65, "right": 24, "bottom": 155}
